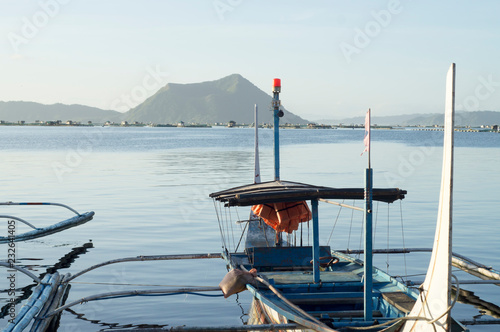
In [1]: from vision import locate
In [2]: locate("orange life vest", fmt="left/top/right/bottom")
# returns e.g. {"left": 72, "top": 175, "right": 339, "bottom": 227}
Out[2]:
{"left": 251, "top": 201, "right": 312, "bottom": 234}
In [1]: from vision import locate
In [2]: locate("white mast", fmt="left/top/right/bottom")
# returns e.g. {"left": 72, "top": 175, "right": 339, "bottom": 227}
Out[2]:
{"left": 402, "top": 63, "right": 455, "bottom": 331}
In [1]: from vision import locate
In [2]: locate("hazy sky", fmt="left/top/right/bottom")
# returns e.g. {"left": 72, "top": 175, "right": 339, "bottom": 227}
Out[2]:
{"left": 1, "top": 1, "right": 499, "bottom": 120}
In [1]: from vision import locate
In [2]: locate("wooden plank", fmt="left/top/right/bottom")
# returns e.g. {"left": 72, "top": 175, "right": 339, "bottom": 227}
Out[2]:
{"left": 264, "top": 271, "right": 362, "bottom": 284}
{"left": 286, "top": 292, "right": 365, "bottom": 300}
{"left": 381, "top": 292, "right": 416, "bottom": 314}
{"left": 290, "top": 297, "right": 364, "bottom": 305}
{"left": 310, "top": 310, "right": 383, "bottom": 318}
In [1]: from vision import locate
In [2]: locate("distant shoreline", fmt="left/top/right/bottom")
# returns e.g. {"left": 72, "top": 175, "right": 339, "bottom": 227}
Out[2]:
{"left": 1, "top": 121, "right": 498, "bottom": 133}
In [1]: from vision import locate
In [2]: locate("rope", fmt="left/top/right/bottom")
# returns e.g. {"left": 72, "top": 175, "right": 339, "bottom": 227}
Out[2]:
{"left": 300, "top": 221, "right": 303, "bottom": 247}
{"left": 326, "top": 200, "right": 344, "bottom": 246}
{"left": 346, "top": 274, "right": 462, "bottom": 330}
{"left": 93, "top": 291, "right": 225, "bottom": 301}
{"left": 344, "top": 315, "right": 433, "bottom": 330}
{"left": 427, "top": 274, "right": 460, "bottom": 325}
{"left": 357, "top": 211, "right": 364, "bottom": 260}
{"left": 253, "top": 275, "right": 338, "bottom": 332}
{"left": 234, "top": 219, "right": 248, "bottom": 252}
{"left": 307, "top": 220, "right": 309, "bottom": 246}
{"left": 213, "top": 199, "right": 227, "bottom": 250}
{"left": 228, "top": 207, "right": 235, "bottom": 252}
{"left": 347, "top": 200, "right": 355, "bottom": 250}
{"left": 260, "top": 218, "right": 271, "bottom": 247}
{"left": 373, "top": 201, "right": 379, "bottom": 248}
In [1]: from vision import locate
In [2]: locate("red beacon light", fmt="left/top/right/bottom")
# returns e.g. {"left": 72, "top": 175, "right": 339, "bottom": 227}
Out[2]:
{"left": 273, "top": 78, "right": 281, "bottom": 93}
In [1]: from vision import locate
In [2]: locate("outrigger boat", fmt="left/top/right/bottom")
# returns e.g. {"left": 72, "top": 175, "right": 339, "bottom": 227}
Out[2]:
{"left": 211, "top": 67, "right": 469, "bottom": 331}
{"left": 7, "top": 65, "right": 500, "bottom": 331}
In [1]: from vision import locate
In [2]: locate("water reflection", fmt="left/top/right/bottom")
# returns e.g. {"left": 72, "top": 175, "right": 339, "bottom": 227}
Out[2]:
{"left": 0, "top": 242, "right": 93, "bottom": 323}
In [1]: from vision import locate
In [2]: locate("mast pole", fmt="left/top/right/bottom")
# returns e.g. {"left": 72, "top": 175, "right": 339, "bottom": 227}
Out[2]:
{"left": 311, "top": 199, "right": 320, "bottom": 284}
{"left": 254, "top": 104, "right": 261, "bottom": 184}
{"left": 363, "top": 109, "right": 373, "bottom": 321}
{"left": 272, "top": 79, "right": 281, "bottom": 181}
{"left": 364, "top": 168, "right": 373, "bottom": 321}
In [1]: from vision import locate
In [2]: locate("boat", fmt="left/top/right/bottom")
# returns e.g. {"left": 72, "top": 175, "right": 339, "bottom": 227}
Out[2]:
{"left": 210, "top": 69, "right": 469, "bottom": 331}
{"left": 7, "top": 65, "right": 499, "bottom": 331}
{"left": 0, "top": 202, "right": 94, "bottom": 243}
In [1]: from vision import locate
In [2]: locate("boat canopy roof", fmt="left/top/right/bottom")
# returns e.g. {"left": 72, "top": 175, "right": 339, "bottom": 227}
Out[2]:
{"left": 209, "top": 180, "right": 406, "bottom": 207}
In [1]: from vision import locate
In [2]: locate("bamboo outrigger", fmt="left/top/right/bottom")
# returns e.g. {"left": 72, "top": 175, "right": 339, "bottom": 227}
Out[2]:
{"left": 0, "top": 202, "right": 94, "bottom": 243}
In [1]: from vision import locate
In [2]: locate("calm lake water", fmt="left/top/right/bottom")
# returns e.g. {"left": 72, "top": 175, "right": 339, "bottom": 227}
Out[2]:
{"left": 0, "top": 126, "right": 499, "bottom": 331}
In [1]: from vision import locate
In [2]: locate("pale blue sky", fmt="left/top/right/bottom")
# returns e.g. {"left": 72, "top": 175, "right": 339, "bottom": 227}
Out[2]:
{"left": 1, "top": 0, "right": 499, "bottom": 120}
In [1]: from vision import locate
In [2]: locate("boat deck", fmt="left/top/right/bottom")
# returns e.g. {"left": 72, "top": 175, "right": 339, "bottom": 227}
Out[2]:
{"left": 226, "top": 246, "right": 418, "bottom": 329}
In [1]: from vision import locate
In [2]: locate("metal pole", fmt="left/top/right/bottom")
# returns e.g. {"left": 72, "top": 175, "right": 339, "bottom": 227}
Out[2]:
{"left": 272, "top": 79, "right": 281, "bottom": 181}
{"left": 254, "top": 104, "right": 261, "bottom": 184}
{"left": 364, "top": 168, "right": 373, "bottom": 321}
{"left": 311, "top": 199, "right": 320, "bottom": 283}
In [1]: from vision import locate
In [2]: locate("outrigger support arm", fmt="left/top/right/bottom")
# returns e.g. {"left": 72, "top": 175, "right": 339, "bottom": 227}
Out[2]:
{"left": 0, "top": 262, "right": 43, "bottom": 283}
{"left": 66, "top": 253, "right": 222, "bottom": 283}
{"left": 0, "top": 202, "right": 81, "bottom": 216}
{"left": 0, "top": 215, "right": 38, "bottom": 229}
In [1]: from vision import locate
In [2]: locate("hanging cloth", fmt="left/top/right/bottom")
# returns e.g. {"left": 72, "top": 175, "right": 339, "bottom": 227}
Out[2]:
{"left": 251, "top": 201, "right": 312, "bottom": 234}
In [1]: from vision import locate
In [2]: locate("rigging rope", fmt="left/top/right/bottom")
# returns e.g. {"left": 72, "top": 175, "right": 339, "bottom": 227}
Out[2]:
{"left": 213, "top": 199, "right": 227, "bottom": 250}
{"left": 357, "top": 210, "right": 364, "bottom": 260}
{"left": 347, "top": 200, "right": 355, "bottom": 250}
{"left": 299, "top": 223, "right": 302, "bottom": 247}
{"left": 234, "top": 219, "right": 248, "bottom": 252}
{"left": 326, "top": 200, "right": 344, "bottom": 246}
{"left": 228, "top": 207, "right": 235, "bottom": 252}
{"left": 261, "top": 219, "right": 271, "bottom": 247}
{"left": 373, "top": 201, "right": 380, "bottom": 248}
{"left": 307, "top": 220, "right": 309, "bottom": 246}
{"left": 346, "top": 274, "right": 461, "bottom": 330}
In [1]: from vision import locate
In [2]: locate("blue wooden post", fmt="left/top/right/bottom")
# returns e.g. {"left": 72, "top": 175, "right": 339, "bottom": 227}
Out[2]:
{"left": 364, "top": 168, "right": 373, "bottom": 321}
{"left": 272, "top": 79, "right": 281, "bottom": 181}
{"left": 311, "top": 199, "right": 320, "bottom": 283}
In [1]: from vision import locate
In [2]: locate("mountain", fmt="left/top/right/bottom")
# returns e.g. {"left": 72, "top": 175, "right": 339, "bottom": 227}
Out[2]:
{"left": 123, "top": 74, "right": 308, "bottom": 125}
{"left": 2, "top": 75, "right": 500, "bottom": 127}
{"left": 0, "top": 101, "right": 121, "bottom": 123}
{"left": 317, "top": 111, "right": 500, "bottom": 127}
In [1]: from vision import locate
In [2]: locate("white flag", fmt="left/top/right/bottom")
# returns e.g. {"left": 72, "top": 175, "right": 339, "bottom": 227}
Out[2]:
{"left": 361, "top": 109, "right": 370, "bottom": 156}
